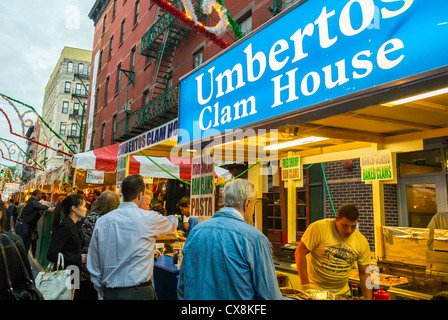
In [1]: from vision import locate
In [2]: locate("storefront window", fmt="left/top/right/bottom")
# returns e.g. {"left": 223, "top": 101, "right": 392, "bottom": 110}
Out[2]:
{"left": 398, "top": 149, "right": 442, "bottom": 176}
{"left": 406, "top": 183, "right": 437, "bottom": 228}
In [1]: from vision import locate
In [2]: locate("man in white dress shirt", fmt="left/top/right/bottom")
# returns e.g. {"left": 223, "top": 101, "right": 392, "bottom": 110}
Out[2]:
{"left": 87, "top": 175, "right": 178, "bottom": 300}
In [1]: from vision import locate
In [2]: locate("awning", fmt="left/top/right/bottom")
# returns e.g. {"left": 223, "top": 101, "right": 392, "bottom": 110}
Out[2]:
{"left": 72, "top": 144, "right": 232, "bottom": 180}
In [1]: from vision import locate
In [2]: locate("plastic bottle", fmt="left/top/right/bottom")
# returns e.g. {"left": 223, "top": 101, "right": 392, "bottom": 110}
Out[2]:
{"left": 351, "top": 284, "right": 359, "bottom": 300}
{"left": 173, "top": 240, "right": 179, "bottom": 265}
{"left": 374, "top": 287, "right": 390, "bottom": 300}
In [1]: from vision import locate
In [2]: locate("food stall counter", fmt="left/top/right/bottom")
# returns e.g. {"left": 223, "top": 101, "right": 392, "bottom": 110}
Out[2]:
{"left": 153, "top": 254, "right": 180, "bottom": 300}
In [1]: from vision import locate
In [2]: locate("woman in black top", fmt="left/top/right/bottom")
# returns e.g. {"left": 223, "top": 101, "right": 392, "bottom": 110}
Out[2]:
{"left": 0, "top": 201, "right": 35, "bottom": 300}
{"left": 46, "top": 194, "right": 87, "bottom": 300}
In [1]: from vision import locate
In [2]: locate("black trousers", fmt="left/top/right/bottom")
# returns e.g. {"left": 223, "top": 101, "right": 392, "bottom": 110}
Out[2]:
{"left": 103, "top": 282, "right": 157, "bottom": 300}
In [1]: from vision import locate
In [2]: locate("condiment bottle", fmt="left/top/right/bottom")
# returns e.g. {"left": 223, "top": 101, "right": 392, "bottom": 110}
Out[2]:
{"left": 351, "top": 284, "right": 359, "bottom": 300}
{"left": 374, "top": 287, "right": 390, "bottom": 300}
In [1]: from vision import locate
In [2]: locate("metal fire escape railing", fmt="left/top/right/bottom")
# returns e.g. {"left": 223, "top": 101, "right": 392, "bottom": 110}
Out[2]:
{"left": 115, "top": 83, "right": 179, "bottom": 142}
{"left": 115, "top": 0, "right": 207, "bottom": 142}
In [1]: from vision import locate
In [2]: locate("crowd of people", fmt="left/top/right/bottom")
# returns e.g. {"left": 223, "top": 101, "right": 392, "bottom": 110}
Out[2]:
{"left": 3, "top": 175, "right": 445, "bottom": 301}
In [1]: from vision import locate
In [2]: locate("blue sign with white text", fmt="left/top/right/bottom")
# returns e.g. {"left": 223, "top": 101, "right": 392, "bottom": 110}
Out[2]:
{"left": 179, "top": 0, "right": 448, "bottom": 144}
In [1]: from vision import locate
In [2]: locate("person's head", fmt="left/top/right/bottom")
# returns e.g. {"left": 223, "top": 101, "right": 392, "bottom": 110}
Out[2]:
{"left": 121, "top": 175, "right": 145, "bottom": 206}
{"left": 62, "top": 194, "right": 87, "bottom": 221}
{"left": 91, "top": 190, "right": 120, "bottom": 216}
{"left": 77, "top": 190, "right": 85, "bottom": 197}
{"left": 32, "top": 189, "right": 43, "bottom": 201}
{"left": 177, "top": 197, "right": 190, "bottom": 217}
{"left": 151, "top": 205, "right": 166, "bottom": 216}
{"left": 223, "top": 179, "right": 257, "bottom": 224}
{"left": 157, "top": 192, "right": 166, "bottom": 203}
{"left": 140, "top": 190, "right": 154, "bottom": 210}
{"left": 41, "top": 194, "right": 47, "bottom": 201}
{"left": 335, "top": 204, "right": 359, "bottom": 238}
{"left": 93, "top": 189, "right": 101, "bottom": 199}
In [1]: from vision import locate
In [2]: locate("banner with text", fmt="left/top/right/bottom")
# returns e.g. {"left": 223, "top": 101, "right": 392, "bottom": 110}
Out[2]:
{"left": 360, "top": 150, "right": 393, "bottom": 181}
{"left": 190, "top": 153, "right": 215, "bottom": 218}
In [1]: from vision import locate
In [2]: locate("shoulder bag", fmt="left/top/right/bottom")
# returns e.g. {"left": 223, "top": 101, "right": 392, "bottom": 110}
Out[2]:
{"left": 0, "top": 234, "right": 44, "bottom": 300}
{"left": 35, "top": 252, "right": 75, "bottom": 300}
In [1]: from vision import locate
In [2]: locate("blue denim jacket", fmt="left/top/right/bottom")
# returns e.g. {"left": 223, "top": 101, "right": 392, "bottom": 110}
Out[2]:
{"left": 177, "top": 207, "right": 282, "bottom": 300}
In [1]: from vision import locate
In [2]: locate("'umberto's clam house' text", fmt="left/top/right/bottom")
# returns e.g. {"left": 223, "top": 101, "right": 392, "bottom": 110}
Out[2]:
{"left": 179, "top": 0, "right": 445, "bottom": 143}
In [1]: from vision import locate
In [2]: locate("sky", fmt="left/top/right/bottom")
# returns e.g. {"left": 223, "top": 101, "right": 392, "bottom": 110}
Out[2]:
{"left": 0, "top": 0, "right": 96, "bottom": 164}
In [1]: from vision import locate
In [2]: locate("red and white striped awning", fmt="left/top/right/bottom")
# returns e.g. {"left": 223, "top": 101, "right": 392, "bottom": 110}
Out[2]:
{"left": 72, "top": 144, "right": 231, "bottom": 180}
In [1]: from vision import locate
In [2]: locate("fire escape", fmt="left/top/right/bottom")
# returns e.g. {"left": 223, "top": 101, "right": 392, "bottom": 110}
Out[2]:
{"left": 115, "top": 0, "right": 204, "bottom": 142}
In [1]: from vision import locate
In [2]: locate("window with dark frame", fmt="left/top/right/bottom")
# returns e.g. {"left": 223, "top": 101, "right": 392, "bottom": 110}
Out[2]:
{"left": 105, "top": 76, "right": 110, "bottom": 104}
{"left": 116, "top": 63, "right": 122, "bottom": 93}
{"left": 75, "top": 83, "right": 82, "bottom": 95}
{"left": 109, "top": 36, "right": 114, "bottom": 59}
{"left": 59, "top": 122, "right": 66, "bottom": 135}
{"left": 101, "top": 123, "right": 106, "bottom": 147}
{"left": 130, "top": 46, "right": 136, "bottom": 72}
{"left": 102, "top": 15, "right": 107, "bottom": 34}
{"left": 120, "top": 19, "right": 125, "bottom": 43}
{"left": 73, "top": 103, "right": 80, "bottom": 115}
{"left": 62, "top": 101, "right": 69, "bottom": 114}
{"left": 99, "top": 50, "right": 103, "bottom": 70}
{"left": 113, "top": 0, "right": 117, "bottom": 17}
{"left": 78, "top": 63, "right": 84, "bottom": 74}
{"left": 64, "top": 81, "right": 71, "bottom": 93}
{"left": 237, "top": 11, "right": 252, "bottom": 36}
{"left": 71, "top": 123, "right": 77, "bottom": 136}
{"left": 95, "top": 87, "right": 99, "bottom": 112}
{"left": 193, "top": 48, "right": 203, "bottom": 68}
{"left": 134, "top": 0, "right": 140, "bottom": 25}
{"left": 112, "top": 114, "right": 117, "bottom": 144}
{"left": 67, "top": 61, "right": 73, "bottom": 73}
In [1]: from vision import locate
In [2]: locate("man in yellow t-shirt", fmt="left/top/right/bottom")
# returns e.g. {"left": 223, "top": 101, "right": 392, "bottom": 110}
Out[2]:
{"left": 295, "top": 204, "right": 373, "bottom": 299}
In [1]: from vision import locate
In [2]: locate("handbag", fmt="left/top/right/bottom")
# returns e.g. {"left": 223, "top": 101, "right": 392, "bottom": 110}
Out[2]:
{"left": 35, "top": 252, "right": 75, "bottom": 300}
{"left": 0, "top": 234, "right": 44, "bottom": 300}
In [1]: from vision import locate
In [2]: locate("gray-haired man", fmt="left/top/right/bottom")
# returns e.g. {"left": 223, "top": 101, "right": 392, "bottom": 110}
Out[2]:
{"left": 177, "top": 179, "right": 282, "bottom": 300}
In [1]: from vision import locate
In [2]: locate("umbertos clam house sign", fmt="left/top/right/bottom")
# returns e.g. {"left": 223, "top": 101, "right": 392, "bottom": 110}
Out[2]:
{"left": 178, "top": 0, "right": 448, "bottom": 145}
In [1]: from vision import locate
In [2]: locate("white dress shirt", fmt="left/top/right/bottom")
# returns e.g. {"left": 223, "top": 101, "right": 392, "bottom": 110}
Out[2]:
{"left": 87, "top": 202, "right": 178, "bottom": 296}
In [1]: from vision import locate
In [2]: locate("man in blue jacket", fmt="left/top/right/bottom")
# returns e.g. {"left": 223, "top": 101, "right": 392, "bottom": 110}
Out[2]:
{"left": 177, "top": 179, "right": 282, "bottom": 300}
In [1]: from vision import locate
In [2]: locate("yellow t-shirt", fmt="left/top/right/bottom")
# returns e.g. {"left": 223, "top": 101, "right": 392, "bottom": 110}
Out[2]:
{"left": 301, "top": 218, "right": 371, "bottom": 295}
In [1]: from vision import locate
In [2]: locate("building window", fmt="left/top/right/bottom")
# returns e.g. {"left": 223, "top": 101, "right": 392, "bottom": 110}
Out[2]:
{"left": 75, "top": 83, "right": 82, "bottom": 95}
{"left": 120, "top": 19, "right": 125, "bottom": 43}
{"left": 91, "top": 130, "right": 95, "bottom": 150}
{"left": 193, "top": 48, "right": 203, "bottom": 68}
{"left": 95, "top": 87, "right": 99, "bottom": 112}
{"left": 113, "top": 0, "right": 117, "bottom": 17}
{"left": 142, "top": 89, "right": 149, "bottom": 105}
{"left": 64, "top": 81, "right": 71, "bottom": 93}
{"left": 62, "top": 101, "right": 69, "bottom": 114}
{"left": 71, "top": 123, "right": 78, "bottom": 137}
{"left": 73, "top": 103, "right": 80, "bottom": 115}
{"left": 67, "top": 61, "right": 74, "bottom": 73}
{"left": 134, "top": 0, "right": 140, "bottom": 25}
{"left": 101, "top": 123, "right": 106, "bottom": 147}
{"left": 57, "top": 143, "right": 64, "bottom": 157}
{"left": 78, "top": 63, "right": 84, "bottom": 74}
{"left": 109, "top": 36, "right": 113, "bottom": 59}
{"left": 112, "top": 114, "right": 117, "bottom": 144}
{"left": 237, "top": 12, "right": 252, "bottom": 36}
{"left": 60, "top": 122, "right": 66, "bottom": 135}
{"left": 105, "top": 76, "right": 110, "bottom": 104}
{"left": 130, "top": 47, "right": 136, "bottom": 72}
{"left": 102, "top": 14, "right": 107, "bottom": 34}
{"left": 99, "top": 50, "right": 103, "bottom": 70}
{"left": 116, "top": 63, "right": 122, "bottom": 93}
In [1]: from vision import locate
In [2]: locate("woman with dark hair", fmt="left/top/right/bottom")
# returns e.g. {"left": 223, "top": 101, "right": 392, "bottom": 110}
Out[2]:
{"left": 46, "top": 194, "right": 87, "bottom": 300}
{"left": 80, "top": 191, "right": 120, "bottom": 300}
{"left": 0, "top": 201, "right": 38, "bottom": 300}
